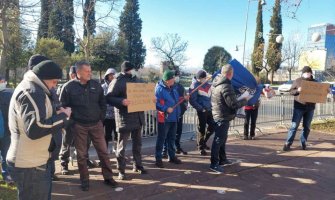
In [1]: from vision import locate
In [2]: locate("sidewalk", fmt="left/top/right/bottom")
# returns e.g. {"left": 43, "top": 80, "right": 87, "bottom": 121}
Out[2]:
{"left": 52, "top": 129, "right": 335, "bottom": 200}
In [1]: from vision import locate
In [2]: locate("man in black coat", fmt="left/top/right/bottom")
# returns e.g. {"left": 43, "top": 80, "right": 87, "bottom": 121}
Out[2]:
{"left": 106, "top": 61, "right": 146, "bottom": 180}
{"left": 210, "top": 64, "right": 247, "bottom": 174}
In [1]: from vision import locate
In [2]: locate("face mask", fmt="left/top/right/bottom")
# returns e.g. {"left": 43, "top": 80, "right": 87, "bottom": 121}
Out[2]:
{"left": 175, "top": 76, "right": 180, "bottom": 83}
{"left": 302, "top": 72, "right": 311, "bottom": 79}
{"left": 0, "top": 82, "right": 6, "bottom": 90}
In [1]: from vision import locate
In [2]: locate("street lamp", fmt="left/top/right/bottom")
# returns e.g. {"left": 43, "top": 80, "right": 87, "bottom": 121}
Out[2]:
{"left": 242, "top": 0, "right": 266, "bottom": 67}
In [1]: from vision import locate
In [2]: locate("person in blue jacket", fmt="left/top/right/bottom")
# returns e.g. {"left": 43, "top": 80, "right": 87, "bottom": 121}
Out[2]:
{"left": 189, "top": 70, "right": 215, "bottom": 156}
{"left": 155, "top": 70, "right": 182, "bottom": 168}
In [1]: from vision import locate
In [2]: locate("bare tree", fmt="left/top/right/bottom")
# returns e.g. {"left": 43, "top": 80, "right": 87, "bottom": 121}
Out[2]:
{"left": 151, "top": 33, "right": 188, "bottom": 70}
{"left": 282, "top": 35, "right": 303, "bottom": 80}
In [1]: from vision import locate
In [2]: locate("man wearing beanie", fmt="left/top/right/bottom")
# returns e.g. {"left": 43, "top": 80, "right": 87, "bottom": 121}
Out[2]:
{"left": 106, "top": 61, "right": 147, "bottom": 180}
{"left": 7, "top": 60, "right": 72, "bottom": 200}
{"left": 155, "top": 70, "right": 182, "bottom": 168}
{"left": 60, "top": 61, "right": 117, "bottom": 191}
{"left": 189, "top": 69, "right": 215, "bottom": 156}
{"left": 283, "top": 66, "right": 318, "bottom": 151}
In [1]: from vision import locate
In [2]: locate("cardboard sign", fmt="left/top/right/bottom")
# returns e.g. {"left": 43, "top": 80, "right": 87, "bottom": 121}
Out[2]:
{"left": 298, "top": 80, "right": 330, "bottom": 103}
{"left": 126, "top": 83, "right": 156, "bottom": 113}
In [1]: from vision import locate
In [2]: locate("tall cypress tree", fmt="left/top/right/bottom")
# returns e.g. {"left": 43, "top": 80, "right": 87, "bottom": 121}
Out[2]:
{"left": 37, "top": 0, "right": 50, "bottom": 39}
{"left": 266, "top": 0, "right": 282, "bottom": 83}
{"left": 61, "top": 0, "right": 75, "bottom": 53}
{"left": 48, "top": 1, "right": 63, "bottom": 40}
{"left": 118, "top": 0, "right": 146, "bottom": 68}
{"left": 251, "top": 0, "right": 265, "bottom": 75}
{"left": 83, "top": 0, "right": 96, "bottom": 37}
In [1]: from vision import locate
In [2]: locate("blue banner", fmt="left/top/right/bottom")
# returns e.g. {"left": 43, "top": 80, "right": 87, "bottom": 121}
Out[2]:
{"left": 212, "top": 59, "right": 262, "bottom": 105}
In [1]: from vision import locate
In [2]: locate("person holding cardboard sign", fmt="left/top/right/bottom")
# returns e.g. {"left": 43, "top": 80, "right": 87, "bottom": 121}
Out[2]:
{"left": 283, "top": 66, "right": 318, "bottom": 151}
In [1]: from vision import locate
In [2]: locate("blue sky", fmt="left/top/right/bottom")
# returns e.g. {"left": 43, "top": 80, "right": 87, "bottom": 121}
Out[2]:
{"left": 138, "top": 0, "right": 335, "bottom": 70}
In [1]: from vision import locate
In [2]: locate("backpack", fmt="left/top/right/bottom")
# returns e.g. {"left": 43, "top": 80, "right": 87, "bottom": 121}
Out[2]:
{"left": 0, "top": 110, "right": 4, "bottom": 138}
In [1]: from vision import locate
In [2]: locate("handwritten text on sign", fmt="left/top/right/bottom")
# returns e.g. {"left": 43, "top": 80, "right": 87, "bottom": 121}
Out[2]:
{"left": 126, "top": 83, "right": 156, "bottom": 113}
{"left": 298, "top": 80, "right": 330, "bottom": 103}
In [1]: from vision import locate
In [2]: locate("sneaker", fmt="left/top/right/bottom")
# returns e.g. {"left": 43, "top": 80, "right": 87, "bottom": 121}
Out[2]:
{"left": 118, "top": 172, "right": 126, "bottom": 180}
{"left": 243, "top": 135, "right": 249, "bottom": 140}
{"left": 51, "top": 174, "right": 59, "bottom": 181}
{"left": 209, "top": 165, "right": 224, "bottom": 174}
{"left": 87, "top": 159, "right": 98, "bottom": 169}
{"left": 219, "top": 159, "right": 233, "bottom": 166}
{"left": 81, "top": 180, "right": 89, "bottom": 191}
{"left": 61, "top": 164, "right": 69, "bottom": 175}
{"left": 162, "top": 152, "right": 168, "bottom": 159}
{"left": 301, "top": 142, "right": 307, "bottom": 150}
{"left": 104, "top": 178, "right": 118, "bottom": 188}
{"left": 283, "top": 143, "right": 291, "bottom": 151}
{"left": 133, "top": 166, "right": 147, "bottom": 174}
{"left": 155, "top": 160, "right": 164, "bottom": 168}
{"left": 176, "top": 148, "right": 188, "bottom": 155}
{"left": 250, "top": 136, "right": 256, "bottom": 140}
{"left": 200, "top": 149, "right": 207, "bottom": 156}
{"left": 169, "top": 157, "right": 182, "bottom": 164}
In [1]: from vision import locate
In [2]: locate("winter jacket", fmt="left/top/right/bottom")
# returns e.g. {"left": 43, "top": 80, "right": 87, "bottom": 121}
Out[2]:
{"left": 106, "top": 73, "right": 145, "bottom": 132}
{"left": 7, "top": 71, "right": 68, "bottom": 168}
{"left": 211, "top": 74, "right": 247, "bottom": 122}
{"left": 189, "top": 80, "right": 212, "bottom": 111}
{"left": 60, "top": 79, "right": 106, "bottom": 124}
{"left": 155, "top": 80, "right": 181, "bottom": 123}
{"left": 0, "top": 88, "right": 14, "bottom": 137}
{"left": 289, "top": 77, "right": 316, "bottom": 109}
{"left": 175, "top": 83, "right": 188, "bottom": 116}
{"left": 102, "top": 69, "right": 116, "bottom": 119}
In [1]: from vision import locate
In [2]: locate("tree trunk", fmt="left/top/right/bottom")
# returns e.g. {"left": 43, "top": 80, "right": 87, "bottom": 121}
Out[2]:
{"left": 288, "top": 69, "right": 292, "bottom": 80}
{"left": 271, "top": 70, "right": 275, "bottom": 84}
{"left": 0, "top": 2, "right": 9, "bottom": 76}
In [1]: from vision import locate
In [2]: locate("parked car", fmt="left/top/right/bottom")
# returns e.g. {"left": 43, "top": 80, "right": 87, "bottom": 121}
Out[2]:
{"left": 278, "top": 80, "right": 293, "bottom": 94}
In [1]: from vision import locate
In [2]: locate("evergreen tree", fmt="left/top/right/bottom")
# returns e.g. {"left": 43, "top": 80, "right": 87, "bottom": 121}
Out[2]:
{"left": 83, "top": 0, "right": 96, "bottom": 37}
{"left": 37, "top": 0, "right": 50, "bottom": 39}
{"left": 61, "top": 0, "right": 75, "bottom": 53}
{"left": 203, "top": 46, "right": 232, "bottom": 74}
{"left": 266, "top": 0, "right": 283, "bottom": 83}
{"left": 251, "top": 0, "right": 265, "bottom": 75}
{"left": 118, "top": 0, "right": 146, "bottom": 68}
{"left": 48, "top": 1, "right": 63, "bottom": 40}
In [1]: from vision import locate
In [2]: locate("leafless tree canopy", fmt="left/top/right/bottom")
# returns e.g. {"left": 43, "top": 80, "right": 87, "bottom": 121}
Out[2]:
{"left": 151, "top": 33, "right": 188, "bottom": 68}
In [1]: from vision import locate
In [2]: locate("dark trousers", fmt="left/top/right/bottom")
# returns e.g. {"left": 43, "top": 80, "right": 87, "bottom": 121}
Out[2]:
{"left": 116, "top": 128, "right": 143, "bottom": 173}
{"left": 286, "top": 107, "right": 314, "bottom": 145}
{"left": 103, "top": 118, "right": 117, "bottom": 148}
{"left": 156, "top": 122, "right": 177, "bottom": 161}
{"left": 163, "top": 116, "right": 184, "bottom": 153}
{"left": 8, "top": 160, "right": 52, "bottom": 200}
{"left": 210, "top": 120, "right": 230, "bottom": 166}
{"left": 197, "top": 110, "right": 215, "bottom": 150}
{"left": 72, "top": 121, "right": 114, "bottom": 181}
{"left": 48, "top": 131, "right": 62, "bottom": 175}
{"left": 243, "top": 108, "right": 259, "bottom": 137}
{"left": 0, "top": 134, "right": 10, "bottom": 178}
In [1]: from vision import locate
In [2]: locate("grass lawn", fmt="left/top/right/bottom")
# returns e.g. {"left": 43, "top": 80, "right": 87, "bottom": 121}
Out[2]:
{"left": 0, "top": 175, "right": 17, "bottom": 200}
{"left": 311, "top": 118, "right": 335, "bottom": 133}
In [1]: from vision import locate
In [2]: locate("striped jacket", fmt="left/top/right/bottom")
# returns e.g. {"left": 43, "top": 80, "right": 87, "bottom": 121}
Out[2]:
{"left": 7, "top": 71, "right": 68, "bottom": 168}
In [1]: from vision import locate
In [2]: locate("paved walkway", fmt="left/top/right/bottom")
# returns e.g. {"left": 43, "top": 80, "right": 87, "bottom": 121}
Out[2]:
{"left": 52, "top": 129, "right": 335, "bottom": 200}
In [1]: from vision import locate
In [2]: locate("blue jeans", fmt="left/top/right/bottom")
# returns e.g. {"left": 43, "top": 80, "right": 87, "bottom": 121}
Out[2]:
{"left": 0, "top": 134, "right": 10, "bottom": 178}
{"left": 210, "top": 120, "right": 230, "bottom": 166}
{"left": 286, "top": 107, "right": 314, "bottom": 145}
{"left": 156, "top": 122, "right": 177, "bottom": 161}
{"left": 163, "top": 116, "right": 184, "bottom": 152}
{"left": 7, "top": 160, "right": 52, "bottom": 200}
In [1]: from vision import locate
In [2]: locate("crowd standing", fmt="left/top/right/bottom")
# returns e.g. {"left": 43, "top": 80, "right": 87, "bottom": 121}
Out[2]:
{"left": 0, "top": 54, "right": 329, "bottom": 199}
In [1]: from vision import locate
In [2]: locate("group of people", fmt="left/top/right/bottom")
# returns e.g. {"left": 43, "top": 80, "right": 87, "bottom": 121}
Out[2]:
{"left": 0, "top": 53, "right": 321, "bottom": 199}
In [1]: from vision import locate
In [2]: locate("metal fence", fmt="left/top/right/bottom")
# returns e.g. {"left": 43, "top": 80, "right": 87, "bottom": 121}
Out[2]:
{"left": 141, "top": 95, "right": 335, "bottom": 138}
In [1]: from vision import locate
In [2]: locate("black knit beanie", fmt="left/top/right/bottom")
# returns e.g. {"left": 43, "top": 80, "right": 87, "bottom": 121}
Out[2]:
{"left": 28, "top": 54, "right": 50, "bottom": 70}
{"left": 196, "top": 70, "right": 207, "bottom": 79}
{"left": 32, "top": 60, "right": 63, "bottom": 80}
{"left": 121, "top": 61, "right": 134, "bottom": 72}
{"left": 301, "top": 66, "right": 312, "bottom": 74}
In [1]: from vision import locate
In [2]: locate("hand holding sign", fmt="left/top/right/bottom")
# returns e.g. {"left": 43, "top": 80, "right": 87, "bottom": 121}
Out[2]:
{"left": 122, "top": 99, "right": 131, "bottom": 106}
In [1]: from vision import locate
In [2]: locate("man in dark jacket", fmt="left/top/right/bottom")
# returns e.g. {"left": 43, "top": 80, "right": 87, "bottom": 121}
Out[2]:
{"left": 7, "top": 60, "right": 71, "bottom": 200}
{"left": 155, "top": 70, "right": 182, "bottom": 168}
{"left": 189, "top": 70, "right": 215, "bottom": 155}
{"left": 60, "top": 61, "right": 117, "bottom": 191}
{"left": 106, "top": 61, "right": 146, "bottom": 180}
{"left": 283, "top": 66, "right": 319, "bottom": 151}
{"left": 0, "top": 76, "right": 14, "bottom": 184}
{"left": 210, "top": 64, "right": 247, "bottom": 173}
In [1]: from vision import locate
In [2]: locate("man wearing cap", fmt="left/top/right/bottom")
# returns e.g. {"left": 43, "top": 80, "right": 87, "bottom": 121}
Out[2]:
{"left": 189, "top": 69, "right": 215, "bottom": 156}
{"left": 60, "top": 61, "right": 117, "bottom": 191}
{"left": 0, "top": 76, "right": 14, "bottom": 185}
{"left": 283, "top": 66, "right": 318, "bottom": 151}
{"left": 7, "top": 60, "right": 71, "bottom": 199}
{"left": 102, "top": 68, "right": 117, "bottom": 149}
{"left": 106, "top": 61, "right": 146, "bottom": 180}
{"left": 155, "top": 70, "right": 182, "bottom": 168}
